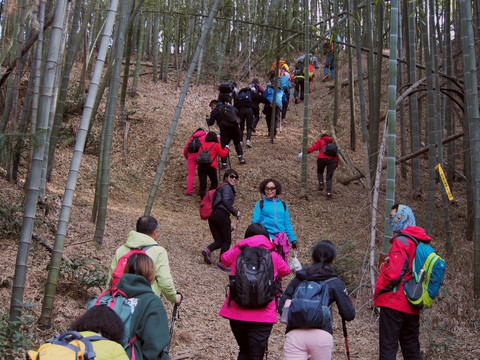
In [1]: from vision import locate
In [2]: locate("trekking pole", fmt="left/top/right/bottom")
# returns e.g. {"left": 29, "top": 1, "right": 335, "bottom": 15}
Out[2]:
{"left": 342, "top": 318, "right": 350, "bottom": 360}
{"left": 233, "top": 215, "right": 239, "bottom": 245}
{"left": 165, "top": 292, "right": 183, "bottom": 357}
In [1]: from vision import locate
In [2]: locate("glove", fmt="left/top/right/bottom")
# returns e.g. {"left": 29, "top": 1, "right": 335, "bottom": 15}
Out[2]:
{"left": 298, "top": 152, "right": 303, "bottom": 159}
{"left": 291, "top": 240, "right": 298, "bottom": 249}
{"left": 225, "top": 144, "right": 230, "bottom": 149}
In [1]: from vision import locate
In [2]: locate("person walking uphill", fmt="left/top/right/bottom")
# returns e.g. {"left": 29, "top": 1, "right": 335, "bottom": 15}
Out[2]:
{"left": 107, "top": 216, "right": 182, "bottom": 305}
{"left": 183, "top": 128, "right": 206, "bottom": 196}
{"left": 374, "top": 204, "right": 430, "bottom": 360}
{"left": 251, "top": 178, "right": 298, "bottom": 261}
{"left": 197, "top": 131, "right": 229, "bottom": 199}
{"left": 206, "top": 97, "right": 246, "bottom": 166}
{"left": 202, "top": 169, "right": 241, "bottom": 271}
{"left": 219, "top": 223, "right": 291, "bottom": 360}
{"left": 304, "top": 133, "right": 339, "bottom": 199}
{"left": 279, "top": 240, "right": 355, "bottom": 360}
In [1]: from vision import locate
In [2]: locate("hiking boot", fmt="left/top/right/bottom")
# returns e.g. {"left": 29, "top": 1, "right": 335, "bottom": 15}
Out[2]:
{"left": 221, "top": 163, "right": 227, "bottom": 170}
{"left": 246, "top": 140, "right": 253, "bottom": 148}
{"left": 186, "top": 192, "right": 193, "bottom": 196}
{"left": 319, "top": 183, "right": 324, "bottom": 191}
{"left": 202, "top": 248, "right": 212, "bottom": 265}
{"left": 238, "top": 156, "right": 247, "bottom": 164}
{"left": 216, "top": 262, "right": 231, "bottom": 272}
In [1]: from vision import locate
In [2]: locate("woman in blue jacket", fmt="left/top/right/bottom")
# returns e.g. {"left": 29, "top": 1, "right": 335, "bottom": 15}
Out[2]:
{"left": 251, "top": 178, "right": 297, "bottom": 260}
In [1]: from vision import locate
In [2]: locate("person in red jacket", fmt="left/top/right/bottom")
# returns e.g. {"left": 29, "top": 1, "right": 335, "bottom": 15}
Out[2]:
{"left": 374, "top": 204, "right": 430, "bottom": 360}
{"left": 305, "top": 133, "right": 339, "bottom": 198}
{"left": 197, "top": 131, "right": 229, "bottom": 199}
{"left": 183, "top": 128, "right": 206, "bottom": 196}
{"left": 219, "top": 222, "right": 291, "bottom": 359}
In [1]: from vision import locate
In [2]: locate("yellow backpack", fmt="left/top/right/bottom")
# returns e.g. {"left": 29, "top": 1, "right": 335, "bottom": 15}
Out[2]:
{"left": 26, "top": 331, "right": 105, "bottom": 360}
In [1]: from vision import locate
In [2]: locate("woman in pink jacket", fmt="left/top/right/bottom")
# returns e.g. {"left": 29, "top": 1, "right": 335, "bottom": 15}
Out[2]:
{"left": 306, "top": 133, "right": 339, "bottom": 199}
{"left": 219, "top": 222, "right": 291, "bottom": 359}
{"left": 183, "top": 128, "right": 206, "bottom": 196}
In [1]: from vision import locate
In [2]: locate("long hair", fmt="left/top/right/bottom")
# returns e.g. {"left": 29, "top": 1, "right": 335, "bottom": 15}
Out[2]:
{"left": 244, "top": 222, "right": 270, "bottom": 239}
{"left": 70, "top": 305, "right": 124, "bottom": 343}
{"left": 306, "top": 240, "right": 337, "bottom": 276}
{"left": 124, "top": 252, "right": 156, "bottom": 284}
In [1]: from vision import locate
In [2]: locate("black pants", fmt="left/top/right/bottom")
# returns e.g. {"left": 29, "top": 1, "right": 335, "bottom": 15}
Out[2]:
{"left": 207, "top": 208, "right": 232, "bottom": 257}
{"left": 230, "top": 319, "right": 273, "bottom": 360}
{"left": 264, "top": 105, "right": 281, "bottom": 137}
{"left": 294, "top": 78, "right": 305, "bottom": 101}
{"left": 238, "top": 106, "right": 254, "bottom": 142}
{"left": 378, "top": 307, "right": 423, "bottom": 360}
{"left": 281, "top": 89, "right": 290, "bottom": 120}
{"left": 316, "top": 158, "right": 337, "bottom": 192}
{"left": 198, "top": 165, "right": 218, "bottom": 199}
{"left": 220, "top": 126, "right": 243, "bottom": 163}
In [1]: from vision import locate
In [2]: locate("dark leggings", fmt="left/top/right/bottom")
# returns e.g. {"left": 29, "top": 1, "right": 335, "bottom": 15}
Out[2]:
{"left": 198, "top": 165, "right": 218, "bottom": 199}
{"left": 316, "top": 158, "right": 337, "bottom": 192}
{"left": 229, "top": 320, "right": 273, "bottom": 360}
{"left": 207, "top": 208, "right": 232, "bottom": 256}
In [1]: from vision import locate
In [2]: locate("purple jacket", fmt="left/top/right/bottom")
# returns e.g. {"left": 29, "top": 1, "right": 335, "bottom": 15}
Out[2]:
{"left": 219, "top": 235, "right": 291, "bottom": 323}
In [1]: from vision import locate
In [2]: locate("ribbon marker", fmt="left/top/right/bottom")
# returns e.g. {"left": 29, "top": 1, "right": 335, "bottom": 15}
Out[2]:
{"left": 435, "top": 164, "right": 454, "bottom": 201}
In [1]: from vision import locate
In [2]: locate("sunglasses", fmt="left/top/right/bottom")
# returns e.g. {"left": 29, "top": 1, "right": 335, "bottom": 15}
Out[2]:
{"left": 265, "top": 186, "right": 276, "bottom": 191}
{"left": 229, "top": 175, "right": 239, "bottom": 179}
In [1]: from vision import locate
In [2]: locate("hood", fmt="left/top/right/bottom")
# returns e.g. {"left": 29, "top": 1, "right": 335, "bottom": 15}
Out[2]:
{"left": 117, "top": 273, "right": 154, "bottom": 297}
{"left": 294, "top": 265, "right": 336, "bottom": 282}
{"left": 237, "top": 234, "right": 275, "bottom": 251}
{"left": 395, "top": 225, "right": 431, "bottom": 242}
{"left": 192, "top": 129, "right": 206, "bottom": 138}
{"left": 125, "top": 230, "right": 157, "bottom": 248}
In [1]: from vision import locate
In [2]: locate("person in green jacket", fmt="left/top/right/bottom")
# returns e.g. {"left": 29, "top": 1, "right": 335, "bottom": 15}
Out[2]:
{"left": 70, "top": 305, "right": 129, "bottom": 360}
{"left": 116, "top": 253, "right": 170, "bottom": 360}
{"left": 107, "top": 216, "right": 182, "bottom": 304}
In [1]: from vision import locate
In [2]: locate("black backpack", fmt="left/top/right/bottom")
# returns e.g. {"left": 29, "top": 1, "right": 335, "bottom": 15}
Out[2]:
{"left": 218, "top": 104, "right": 239, "bottom": 127}
{"left": 236, "top": 88, "right": 253, "bottom": 107}
{"left": 219, "top": 81, "right": 235, "bottom": 94}
{"left": 322, "top": 141, "right": 339, "bottom": 157}
{"left": 187, "top": 135, "right": 202, "bottom": 154}
{"left": 229, "top": 246, "right": 276, "bottom": 308}
{"left": 293, "top": 62, "right": 305, "bottom": 77}
{"left": 196, "top": 143, "right": 216, "bottom": 165}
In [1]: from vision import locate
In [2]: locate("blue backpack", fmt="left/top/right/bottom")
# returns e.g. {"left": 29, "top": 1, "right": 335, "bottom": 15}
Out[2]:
{"left": 287, "top": 278, "right": 334, "bottom": 328}
{"left": 402, "top": 234, "right": 446, "bottom": 310}
{"left": 237, "top": 88, "right": 253, "bottom": 106}
{"left": 87, "top": 289, "right": 134, "bottom": 347}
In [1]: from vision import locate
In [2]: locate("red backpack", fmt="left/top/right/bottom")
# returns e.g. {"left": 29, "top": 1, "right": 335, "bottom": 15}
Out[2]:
{"left": 110, "top": 245, "right": 157, "bottom": 288}
{"left": 199, "top": 183, "right": 226, "bottom": 220}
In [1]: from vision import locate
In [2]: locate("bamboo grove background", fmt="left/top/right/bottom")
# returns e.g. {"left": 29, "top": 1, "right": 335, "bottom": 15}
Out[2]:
{"left": 0, "top": 0, "right": 479, "bottom": 331}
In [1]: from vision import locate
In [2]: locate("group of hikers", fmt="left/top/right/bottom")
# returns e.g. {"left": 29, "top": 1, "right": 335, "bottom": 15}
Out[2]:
{"left": 29, "top": 202, "right": 440, "bottom": 359}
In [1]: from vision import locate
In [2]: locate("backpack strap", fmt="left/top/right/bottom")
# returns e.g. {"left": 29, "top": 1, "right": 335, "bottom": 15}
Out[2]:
{"left": 259, "top": 199, "right": 286, "bottom": 212}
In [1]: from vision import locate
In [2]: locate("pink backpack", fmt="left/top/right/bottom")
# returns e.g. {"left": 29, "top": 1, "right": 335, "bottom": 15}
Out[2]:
{"left": 110, "top": 245, "right": 157, "bottom": 288}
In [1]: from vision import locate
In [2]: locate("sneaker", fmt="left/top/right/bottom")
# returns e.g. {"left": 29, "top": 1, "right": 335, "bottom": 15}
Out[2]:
{"left": 216, "top": 262, "right": 231, "bottom": 272}
{"left": 246, "top": 140, "right": 253, "bottom": 148}
{"left": 322, "top": 75, "right": 329, "bottom": 82}
{"left": 221, "top": 163, "right": 227, "bottom": 170}
{"left": 186, "top": 192, "right": 193, "bottom": 196}
{"left": 319, "top": 183, "right": 324, "bottom": 191}
{"left": 202, "top": 248, "right": 212, "bottom": 264}
{"left": 240, "top": 141, "right": 243, "bottom": 146}
{"left": 238, "top": 156, "right": 247, "bottom": 164}
{"left": 294, "top": 97, "right": 299, "bottom": 104}
{"left": 326, "top": 192, "right": 332, "bottom": 199}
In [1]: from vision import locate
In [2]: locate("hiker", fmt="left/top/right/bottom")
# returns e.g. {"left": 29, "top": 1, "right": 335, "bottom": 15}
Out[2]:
{"left": 297, "top": 51, "right": 319, "bottom": 91}
{"left": 183, "top": 128, "right": 206, "bottom": 196}
{"left": 107, "top": 216, "right": 182, "bottom": 305}
{"left": 279, "top": 70, "right": 293, "bottom": 123}
{"left": 206, "top": 97, "right": 247, "bottom": 166}
{"left": 202, "top": 169, "right": 241, "bottom": 271}
{"left": 268, "top": 60, "right": 291, "bottom": 82}
{"left": 218, "top": 81, "right": 238, "bottom": 104}
{"left": 293, "top": 61, "right": 306, "bottom": 104}
{"left": 322, "top": 40, "right": 335, "bottom": 81}
{"left": 70, "top": 305, "right": 128, "bottom": 359}
{"left": 219, "top": 222, "right": 291, "bottom": 359}
{"left": 263, "top": 83, "right": 287, "bottom": 138}
{"left": 197, "top": 131, "right": 229, "bottom": 199}
{"left": 279, "top": 240, "right": 356, "bottom": 360}
{"left": 248, "top": 78, "right": 267, "bottom": 132}
{"left": 251, "top": 178, "right": 298, "bottom": 260}
{"left": 302, "top": 133, "right": 339, "bottom": 198}
{"left": 374, "top": 204, "right": 431, "bottom": 359}
{"left": 116, "top": 252, "right": 170, "bottom": 360}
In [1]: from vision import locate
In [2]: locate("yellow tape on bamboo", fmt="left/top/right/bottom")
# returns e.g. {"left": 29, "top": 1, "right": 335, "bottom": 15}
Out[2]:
{"left": 435, "top": 164, "right": 454, "bottom": 201}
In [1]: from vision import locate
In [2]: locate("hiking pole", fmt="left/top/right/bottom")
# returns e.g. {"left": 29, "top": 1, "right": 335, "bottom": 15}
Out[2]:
{"left": 342, "top": 318, "right": 350, "bottom": 360}
{"left": 233, "top": 215, "right": 239, "bottom": 245}
{"left": 165, "top": 292, "right": 183, "bottom": 357}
